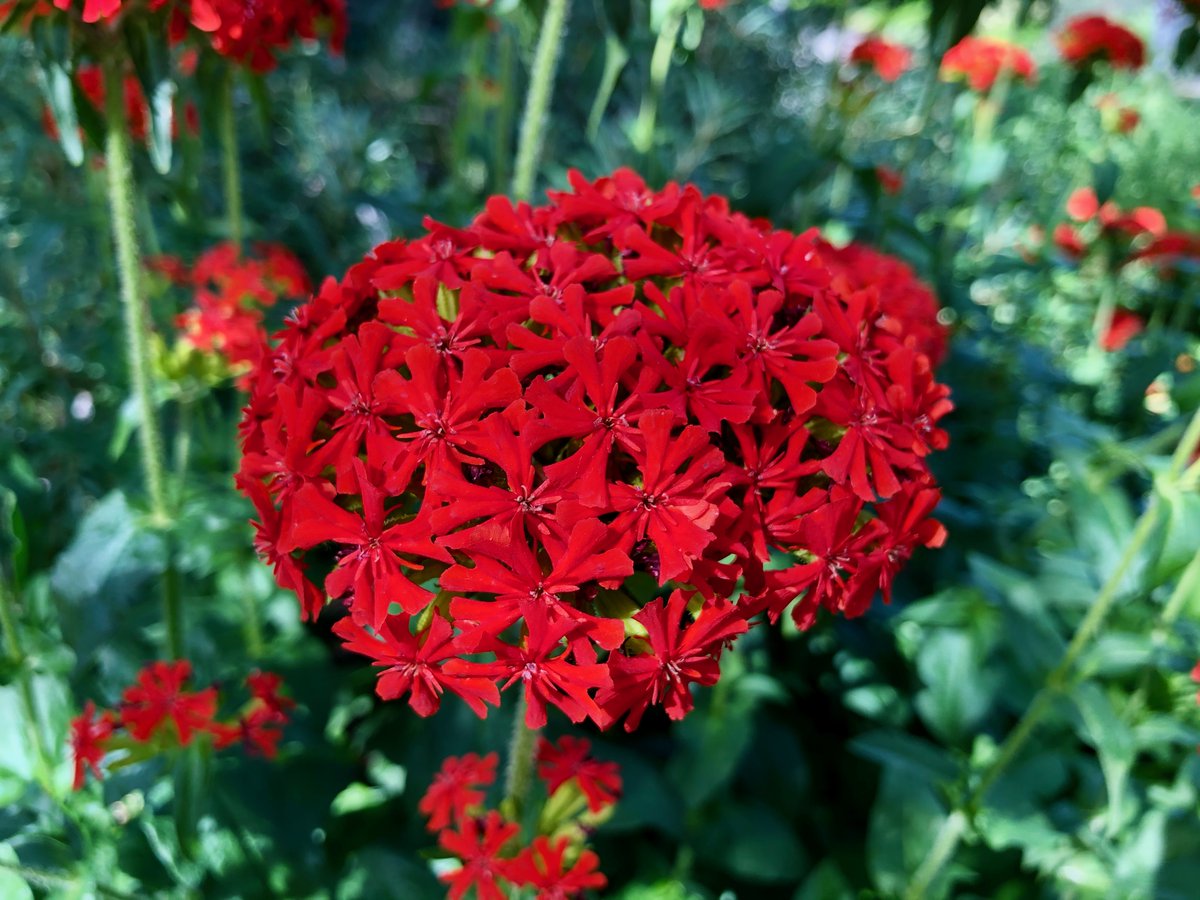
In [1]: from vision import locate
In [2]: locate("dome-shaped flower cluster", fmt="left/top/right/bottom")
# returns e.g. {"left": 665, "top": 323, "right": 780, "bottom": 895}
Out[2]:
{"left": 236, "top": 169, "right": 952, "bottom": 731}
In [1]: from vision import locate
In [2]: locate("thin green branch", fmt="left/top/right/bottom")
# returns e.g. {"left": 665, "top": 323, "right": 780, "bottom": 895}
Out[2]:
{"left": 630, "top": 10, "right": 682, "bottom": 156}
{"left": 219, "top": 69, "right": 244, "bottom": 253}
{"left": 512, "top": 0, "right": 570, "bottom": 202}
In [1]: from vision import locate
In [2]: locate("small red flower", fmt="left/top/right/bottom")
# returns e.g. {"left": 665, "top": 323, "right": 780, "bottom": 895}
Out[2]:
{"left": 876, "top": 165, "right": 904, "bottom": 195}
{"left": 419, "top": 751, "right": 499, "bottom": 833}
{"left": 438, "top": 810, "right": 520, "bottom": 900}
{"left": 119, "top": 660, "right": 218, "bottom": 745}
{"left": 68, "top": 701, "right": 116, "bottom": 790}
{"left": 940, "top": 36, "right": 1036, "bottom": 92}
{"left": 849, "top": 37, "right": 913, "bottom": 82}
{"left": 504, "top": 836, "right": 607, "bottom": 899}
{"left": 1058, "top": 15, "right": 1144, "bottom": 70}
{"left": 536, "top": 736, "right": 622, "bottom": 812}
{"left": 1054, "top": 223, "right": 1087, "bottom": 259}
{"left": 1100, "top": 308, "right": 1143, "bottom": 352}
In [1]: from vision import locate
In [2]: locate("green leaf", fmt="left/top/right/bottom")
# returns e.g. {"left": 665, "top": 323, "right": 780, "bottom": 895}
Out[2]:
{"left": 0, "top": 845, "right": 34, "bottom": 900}
{"left": 867, "top": 768, "right": 951, "bottom": 897}
{"left": 35, "top": 61, "right": 83, "bottom": 167}
{"left": 914, "top": 630, "right": 994, "bottom": 744}
{"left": 849, "top": 730, "right": 958, "bottom": 784}
{"left": 793, "top": 859, "right": 852, "bottom": 900}
{"left": 1073, "top": 682, "right": 1136, "bottom": 834}
{"left": 0, "top": 488, "right": 27, "bottom": 591}
{"left": 125, "top": 17, "right": 176, "bottom": 174}
{"left": 696, "top": 802, "right": 807, "bottom": 883}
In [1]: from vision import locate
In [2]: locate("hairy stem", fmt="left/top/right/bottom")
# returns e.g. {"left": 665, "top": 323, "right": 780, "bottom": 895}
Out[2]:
{"left": 512, "top": 0, "right": 570, "bottom": 202}
{"left": 904, "top": 408, "right": 1200, "bottom": 899}
{"left": 0, "top": 577, "right": 52, "bottom": 788}
{"left": 103, "top": 55, "right": 183, "bottom": 660}
{"left": 502, "top": 695, "right": 540, "bottom": 821}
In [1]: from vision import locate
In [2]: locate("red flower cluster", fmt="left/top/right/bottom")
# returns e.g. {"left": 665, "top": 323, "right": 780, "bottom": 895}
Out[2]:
{"left": 1099, "top": 308, "right": 1143, "bottom": 352}
{"left": 237, "top": 169, "right": 951, "bottom": 732}
{"left": 849, "top": 37, "right": 913, "bottom": 82}
{"left": 68, "top": 662, "right": 294, "bottom": 790}
{"left": 1057, "top": 15, "right": 1145, "bottom": 71}
{"left": 2, "top": 1, "right": 345, "bottom": 73}
{"left": 421, "top": 738, "right": 615, "bottom": 900}
{"left": 1054, "top": 187, "right": 1168, "bottom": 261}
{"left": 940, "top": 36, "right": 1037, "bottom": 92}
{"left": 193, "top": 0, "right": 347, "bottom": 72}
{"left": 150, "top": 242, "right": 310, "bottom": 385}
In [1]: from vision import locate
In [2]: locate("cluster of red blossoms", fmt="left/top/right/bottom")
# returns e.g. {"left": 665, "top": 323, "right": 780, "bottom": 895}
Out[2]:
{"left": 940, "top": 36, "right": 1037, "bottom": 92}
{"left": 849, "top": 36, "right": 913, "bottom": 83}
{"left": 421, "top": 737, "right": 616, "bottom": 900}
{"left": 236, "top": 168, "right": 952, "bottom": 732}
{"left": 1054, "top": 187, "right": 1168, "bottom": 261}
{"left": 69, "top": 662, "right": 294, "bottom": 791}
{"left": 1, "top": 0, "right": 345, "bottom": 73}
{"left": 150, "top": 242, "right": 311, "bottom": 385}
{"left": 1057, "top": 14, "right": 1145, "bottom": 71}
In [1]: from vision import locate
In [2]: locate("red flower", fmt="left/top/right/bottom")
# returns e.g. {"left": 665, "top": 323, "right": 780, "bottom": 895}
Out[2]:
{"left": 598, "top": 590, "right": 748, "bottom": 732}
{"left": 438, "top": 810, "right": 520, "bottom": 900}
{"left": 849, "top": 37, "right": 913, "bottom": 82}
{"left": 504, "top": 836, "right": 607, "bottom": 899}
{"left": 332, "top": 612, "right": 501, "bottom": 717}
{"left": 940, "top": 36, "right": 1036, "bottom": 92}
{"left": 876, "top": 165, "right": 904, "bottom": 195}
{"left": 419, "top": 751, "right": 498, "bottom": 832}
{"left": 535, "top": 735, "right": 622, "bottom": 812}
{"left": 119, "top": 660, "right": 218, "bottom": 745}
{"left": 1058, "top": 15, "right": 1144, "bottom": 70}
{"left": 69, "top": 701, "right": 115, "bottom": 790}
{"left": 237, "top": 169, "right": 951, "bottom": 733}
{"left": 1100, "top": 308, "right": 1143, "bottom": 352}
{"left": 1053, "top": 223, "right": 1087, "bottom": 259}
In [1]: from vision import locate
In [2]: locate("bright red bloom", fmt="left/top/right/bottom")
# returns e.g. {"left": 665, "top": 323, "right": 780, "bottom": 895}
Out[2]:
{"left": 1067, "top": 187, "right": 1100, "bottom": 222}
{"left": 69, "top": 701, "right": 116, "bottom": 790}
{"left": 940, "top": 36, "right": 1036, "bottom": 92}
{"left": 849, "top": 37, "right": 913, "bottom": 82}
{"left": 1100, "top": 308, "right": 1144, "bottom": 352}
{"left": 1054, "top": 223, "right": 1087, "bottom": 259}
{"left": 332, "top": 612, "right": 501, "bottom": 717}
{"left": 1058, "top": 15, "right": 1144, "bottom": 70}
{"left": 598, "top": 590, "right": 748, "bottom": 731}
{"left": 419, "top": 751, "right": 498, "bottom": 832}
{"left": 438, "top": 810, "right": 520, "bottom": 900}
{"left": 237, "top": 169, "right": 951, "bottom": 732}
{"left": 119, "top": 660, "right": 218, "bottom": 745}
{"left": 166, "top": 242, "right": 310, "bottom": 385}
{"left": 536, "top": 736, "right": 622, "bottom": 812}
{"left": 504, "top": 836, "right": 607, "bottom": 899}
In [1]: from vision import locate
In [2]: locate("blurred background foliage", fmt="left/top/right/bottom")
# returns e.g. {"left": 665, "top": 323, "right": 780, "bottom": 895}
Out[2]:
{"left": 3, "top": 0, "right": 1200, "bottom": 897}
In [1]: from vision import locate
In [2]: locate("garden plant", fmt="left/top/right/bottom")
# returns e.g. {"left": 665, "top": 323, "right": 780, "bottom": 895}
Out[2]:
{"left": 1, "top": 1, "right": 1200, "bottom": 898}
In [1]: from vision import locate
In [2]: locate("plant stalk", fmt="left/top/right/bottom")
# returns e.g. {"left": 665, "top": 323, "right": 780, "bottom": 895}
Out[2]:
{"left": 103, "top": 54, "right": 183, "bottom": 660}
{"left": 502, "top": 694, "right": 540, "bottom": 821}
{"left": 219, "top": 69, "right": 244, "bottom": 253}
{"left": 511, "top": 0, "right": 570, "bottom": 202}
{"left": 903, "top": 409, "right": 1200, "bottom": 899}
{"left": 631, "top": 10, "right": 682, "bottom": 156}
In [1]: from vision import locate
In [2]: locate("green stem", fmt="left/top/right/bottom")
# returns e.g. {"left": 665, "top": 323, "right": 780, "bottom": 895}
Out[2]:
{"left": 502, "top": 695, "right": 540, "bottom": 821}
{"left": 242, "top": 590, "right": 264, "bottom": 659}
{"left": 104, "top": 55, "right": 183, "bottom": 661}
{"left": 219, "top": 69, "right": 244, "bottom": 253}
{"left": 104, "top": 55, "right": 170, "bottom": 528}
{"left": 902, "top": 408, "right": 1200, "bottom": 899}
{"left": 493, "top": 27, "right": 517, "bottom": 195}
{"left": 0, "top": 577, "right": 52, "bottom": 787}
{"left": 512, "top": 0, "right": 570, "bottom": 202}
{"left": 631, "top": 10, "right": 682, "bottom": 156}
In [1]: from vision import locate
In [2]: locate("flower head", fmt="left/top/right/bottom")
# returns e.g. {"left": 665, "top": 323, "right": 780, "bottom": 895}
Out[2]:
{"left": 237, "top": 170, "right": 951, "bottom": 732}
{"left": 849, "top": 37, "right": 912, "bottom": 82}
{"left": 940, "top": 36, "right": 1036, "bottom": 92}
{"left": 1057, "top": 15, "right": 1144, "bottom": 70}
